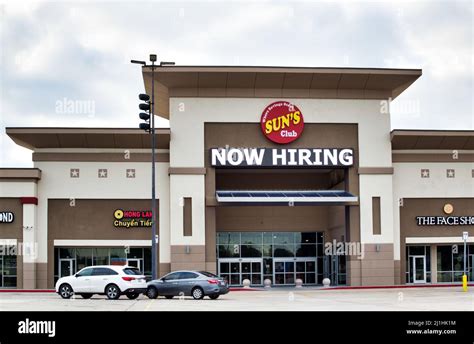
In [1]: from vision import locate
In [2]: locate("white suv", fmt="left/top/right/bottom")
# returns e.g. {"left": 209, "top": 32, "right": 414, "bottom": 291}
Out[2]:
{"left": 55, "top": 265, "right": 147, "bottom": 300}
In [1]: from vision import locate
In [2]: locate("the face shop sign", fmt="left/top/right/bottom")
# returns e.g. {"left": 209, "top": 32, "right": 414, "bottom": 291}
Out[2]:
{"left": 416, "top": 216, "right": 474, "bottom": 226}
{"left": 210, "top": 147, "right": 354, "bottom": 167}
{"left": 0, "top": 212, "right": 14, "bottom": 223}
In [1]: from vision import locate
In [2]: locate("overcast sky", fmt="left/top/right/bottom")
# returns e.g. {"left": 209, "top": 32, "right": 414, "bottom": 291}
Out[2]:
{"left": 0, "top": 0, "right": 472, "bottom": 167}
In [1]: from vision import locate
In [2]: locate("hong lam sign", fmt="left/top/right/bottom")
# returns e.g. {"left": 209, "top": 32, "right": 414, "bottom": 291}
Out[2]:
{"left": 210, "top": 147, "right": 354, "bottom": 167}
{"left": 113, "top": 209, "right": 152, "bottom": 228}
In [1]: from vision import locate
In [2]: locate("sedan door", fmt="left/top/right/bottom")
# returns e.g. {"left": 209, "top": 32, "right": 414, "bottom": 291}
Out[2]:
{"left": 158, "top": 272, "right": 181, "bottom": 295}
{"left": 176, "top": 272, "right": 200, "bottom": 295}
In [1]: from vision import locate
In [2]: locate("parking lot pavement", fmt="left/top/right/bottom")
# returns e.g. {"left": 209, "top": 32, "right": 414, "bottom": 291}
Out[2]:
{"left": 0, "top": 287, "right": 473, "bottom": 311}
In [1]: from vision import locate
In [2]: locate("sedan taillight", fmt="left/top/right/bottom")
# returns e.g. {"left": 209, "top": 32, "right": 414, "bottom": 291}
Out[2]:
{"left": 208, "top": 279, "right": 219, "bottom": 284}
{"left": 122, "top": 276, "right": 135, "bottom": 282}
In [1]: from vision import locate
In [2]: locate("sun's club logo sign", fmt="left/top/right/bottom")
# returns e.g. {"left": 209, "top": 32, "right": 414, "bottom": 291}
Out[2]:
{"left": 260, "top": 101, "right": 304, "bottom": 144}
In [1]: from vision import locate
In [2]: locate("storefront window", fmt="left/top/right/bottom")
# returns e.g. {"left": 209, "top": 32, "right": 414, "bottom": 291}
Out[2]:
{"left": 2, "top": 255, "right": 17, "bottom": 288}
{"left": 273, "top": 245, "right": 294, "bottom": 257}
{"left": 437, "top": 246, "right": 453, "bottom": 272}
{"left": 128, "top": 248, "right": 143, "bottom": 259}
{"left": 110, "top": 248, "right": 126, "bottom": 265}
{"left": 218, "top": 245, "right": 239, "bottom": 258}
{"left": 241, "top": 233, "right": 262, "bottom": 245}
{"left": 76, "top": 248, "right": 93, "bottom": 271}
{"left": 241, "top": 245, "right": 262, "bottom": 257}
{"left": 59, "top": 248, "right": 75, "bottom": 259}
{"left": 93, "top": 248, "right": 109, "bottom": 266}
{"left": 217, "top": 233, "right": 240, "bottom": 245}
{"left": 216, "top": 231, "right": 330, "bottom": 286}
{"left": 273, "top": 232, "right": 295, "bottom": 245}
{"left": 296, "top": 244, "right": 316, "bottom": 257}
{"left": 143, "top": 248, "right": 152, "bottom": 276}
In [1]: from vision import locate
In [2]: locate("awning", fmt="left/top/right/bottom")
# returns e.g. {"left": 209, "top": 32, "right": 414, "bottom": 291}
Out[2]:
{"left": 216, "top": 190, "right": 358, "bottom": 204}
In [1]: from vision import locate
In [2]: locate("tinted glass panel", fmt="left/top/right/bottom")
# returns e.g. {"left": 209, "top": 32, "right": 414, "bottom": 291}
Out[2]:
{"left": 241, "top": 245, "right": 262, "bottom": 257}
{"left": 93, "top": 248, "right": 109, "bottom": 266}
{"left": 217, "top": 233, "right": 240, "bottom": 245}
{"left": 437, "top": 246, "right": 453, "bottom": 271}
{"left": 123, "top": 268, "right": 141, "bottom": 275}
{"left": 163, "top": 272, "right": 180, "bottom": 281}
{"left": 77, "top": 268, "right": 93, "bottom": 277}
{"left": 241, "top": 233, "right": 262, "bottom": 245}
{"left": 179, "top": 272, "right": 199, "bottom": 279}
{"left": 59, "top": 248, "right": 75, "bottom": 259}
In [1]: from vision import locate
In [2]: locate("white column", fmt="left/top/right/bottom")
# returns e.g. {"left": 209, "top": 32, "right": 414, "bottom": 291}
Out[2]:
{"left": 22, "top": 203, "right": 37, "bottom": 289}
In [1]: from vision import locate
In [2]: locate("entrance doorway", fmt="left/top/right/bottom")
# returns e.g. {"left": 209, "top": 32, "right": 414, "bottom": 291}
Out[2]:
{"left": 274, "top": 258, "right": 317, "bottom": 285}
{"left": 412, "top": 256, "right": 426, "bottom": 283}
{"left": 59, "top": 259, "right": 74, "bottom": 278}
{"left": 218, "top": 258, "right": 263, "bottom": 286}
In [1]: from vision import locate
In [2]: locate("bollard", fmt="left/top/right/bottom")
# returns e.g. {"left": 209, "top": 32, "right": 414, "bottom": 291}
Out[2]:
{"left": 295, "top": 279, "right": 303, "bottom": 288}
{"left": 242, "top": 279, "right": 251, "bottom": 288}
{"left": 462, "top": 274, "right": 468, "bottom": 292}
{"left": 264, "top": 279, "right": 272, "bottom": 288}
{"left": 322, "top": 278, "right": 331, "bottom": 288}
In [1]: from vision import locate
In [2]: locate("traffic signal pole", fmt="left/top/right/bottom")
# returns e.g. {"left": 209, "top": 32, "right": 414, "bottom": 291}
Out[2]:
{"left": 150, "top": 58, "right": 158, "bottom": 281}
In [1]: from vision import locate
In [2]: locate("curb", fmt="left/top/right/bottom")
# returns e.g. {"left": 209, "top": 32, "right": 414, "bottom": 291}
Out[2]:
{"left": 0, "top": 284, "right": 472, "bottom": 293}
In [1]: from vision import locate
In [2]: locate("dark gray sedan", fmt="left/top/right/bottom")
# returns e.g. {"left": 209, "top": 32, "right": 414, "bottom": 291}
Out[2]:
{"left": 146, "top": 270, "right": 229, "bottom": 300}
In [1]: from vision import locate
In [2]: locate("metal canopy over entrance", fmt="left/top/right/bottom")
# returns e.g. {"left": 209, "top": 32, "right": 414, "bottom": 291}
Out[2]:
{"left": 216, "top": 190, "right": 358, "bottom": 204}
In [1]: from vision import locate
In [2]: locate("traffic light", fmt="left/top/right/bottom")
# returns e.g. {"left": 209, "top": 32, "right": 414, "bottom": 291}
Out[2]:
{"left": 138, "top": 93, "right": 151, "bottom": 132}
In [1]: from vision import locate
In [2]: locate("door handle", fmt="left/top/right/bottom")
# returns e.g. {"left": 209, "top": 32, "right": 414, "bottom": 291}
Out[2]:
{"left": 85, "top": 279, "right": 90, "bottom": 281}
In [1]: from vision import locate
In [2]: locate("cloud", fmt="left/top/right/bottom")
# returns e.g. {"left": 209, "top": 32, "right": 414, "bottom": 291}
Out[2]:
{"left": 0, "top": 0, "right": 472, "bottom": 167}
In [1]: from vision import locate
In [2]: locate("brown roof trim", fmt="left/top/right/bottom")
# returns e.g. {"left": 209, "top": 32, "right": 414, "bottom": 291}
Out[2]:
{"left": 391, "top": 129, "right": 474, "bottom": 150}
{"left": 143, "top": 65, "right": 422, "bottom": 74}
{"left": 6, "top": 127, "right": 171, "bottom": 150}
{"left": 143, "top": 65, "right": 422, "bottom": 119}
{"left": 0, "top": 168, "right": 41, "bottom": 180}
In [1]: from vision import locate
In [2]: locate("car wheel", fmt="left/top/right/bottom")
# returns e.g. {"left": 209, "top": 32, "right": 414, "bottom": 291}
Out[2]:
{"left": 126, "top": 293, "right": 139, "bottom": 300}
{"left": 209, "top": 294, "right": 219, "bottom": 300}
{"left": 105, "top": 284, "right": 121, "bottom": 300}
{"left": 191, "top": 287, "right": 204, "bottom": 300}
{"left": 165, "top": 295, "right": 174, "bottom": 299}
{"left": 146, "top": 286, "right": 158, "bottom": 299}
{"left": 59, "top": 284, "right": 73, "bottom": 299}
{"left": 80, "top": 294, "right": 93, "bottom": 299}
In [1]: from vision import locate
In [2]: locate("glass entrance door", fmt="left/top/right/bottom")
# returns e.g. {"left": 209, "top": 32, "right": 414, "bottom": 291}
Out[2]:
{"left": 59, "top": 259, "right": 74, "bottom": 278}
{"left": 274, "top": 258, "right": 317, "bottom": 285}
{"left": 218, "top": 258, "right": 263, "bottom": 286}
{"left": 412, "top": 256, "right": 426, "bottom": 283}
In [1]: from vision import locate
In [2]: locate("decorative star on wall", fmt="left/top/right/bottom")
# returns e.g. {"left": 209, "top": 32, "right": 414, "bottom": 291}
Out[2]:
{"left": 70, "top": 168, "right": 80, "bottom": 178}
{"left": 98, "top": 169, "right": 108, "bottom": 178}
{"left": 126, "top": 169, "right": 136, "bottom": 178}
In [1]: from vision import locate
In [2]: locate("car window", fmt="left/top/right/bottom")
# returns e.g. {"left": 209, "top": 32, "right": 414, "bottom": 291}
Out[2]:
{"left": 179, "top": 272, "right": 199, "bottom": 279}
{"left": 123, "top": 268, "right": 141, "bottom": 275}
{"left": 198, "top": 271, "right": 218, "bottom": 278}
{"left": 76, "top": 268, "right": 93, "bottom": 277}
{"left": 92, "top": 268, "right": 118, "bottom": 276}
{"left": 163, "top": 272, "right": 180, "bottom": 281}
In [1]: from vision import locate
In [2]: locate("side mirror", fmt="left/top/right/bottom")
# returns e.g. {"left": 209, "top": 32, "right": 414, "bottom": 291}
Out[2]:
{"left": 75, "top": 274, "right": 79, "bottom": 278}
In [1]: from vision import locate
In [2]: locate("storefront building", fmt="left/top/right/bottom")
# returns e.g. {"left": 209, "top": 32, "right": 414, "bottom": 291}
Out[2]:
{"left": 0, "top": 66, "right": 472, "bottom": 289}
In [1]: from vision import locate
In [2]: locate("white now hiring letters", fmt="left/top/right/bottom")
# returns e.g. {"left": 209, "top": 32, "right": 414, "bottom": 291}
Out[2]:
{"left": 211, "top": 148, "right": 354, "bottom": 167}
